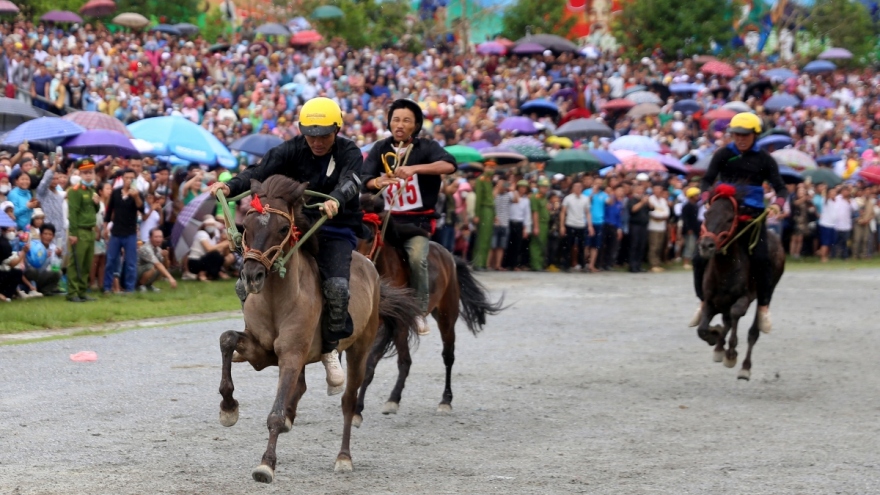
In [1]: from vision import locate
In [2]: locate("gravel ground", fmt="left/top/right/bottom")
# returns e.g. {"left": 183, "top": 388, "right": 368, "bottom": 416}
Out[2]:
{"left": 1, "top": 269, "right": 878, "bottom": 495}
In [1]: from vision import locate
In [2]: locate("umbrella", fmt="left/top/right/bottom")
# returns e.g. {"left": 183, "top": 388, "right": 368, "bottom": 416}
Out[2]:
{"left": 61, "top": 129, "right": 140, "bottom": 157}
{"left": 229, "top": 133, "right": 284, "bottom": 157}
{"left": 772, "top": 149, "right": 817, "bottom": 170}
{"left": 580, "top": 46, "right": 600, "bottom": 58}
{"left": 649, "top": 82, "right": 671, "bottom": 101}
{"left": 756, "top": 134, "right": 793, "bottom": 150}
{"left": 546, "top": 149, "right": 603, "bottom": 175}
{"left": 763, "top": 68, "right": 796, "bottom": 80}
{"left": 62, "top": 111, "right": 133, "bottom": 138}
{"left": 112, "top": 12, "right": 148, "bottom": 28}
{"left": 481, "top": 146, "right": 527, "bottom": 166}
{"left": 0, "top": 97, "right": 39, "bottom": 131}
{"left": 516, "top": 34, "right": 578, "bottom": 53}
{"left": 255, "top": 23, "right": 290, "bottom": 36}
{"left": 510, "top": 145, "right": 550, "bottom": 163}
{"left": 623, "top": 85, "right": 647, "bottom": 96}
{"left": 545, "top": 136, "right": 573, "bottom": 148}
{"left": 816, "top": 154, "right": 843, "bottom": 165}
{"left": 559, "top": 108, "right": 591, "bottom": 125}
{"left": 589, "top": 150, "right": 621, "bottom": 166}
{"left": 641, "top": 152, "right": 688, "bottom": 174}
{"left": 520, "top": 99, "right": 558, "bottom": 117}
{"left": 172, "top": 192, "right": 218, "bottom": 262}
{"left": 476, "top": 41, "right": 506, "bottom": 55}
{"left": 627, "top": 103, "right": 662, "bottom": 119}
{"left": 512, "top": 42, "right": 544, "bottom": 55}
{"left": 802, "top": 168, "right": 842, "bottom": 186}
{"left": 803, "top": 96, "right": 835, "bottom": 109}
{"left": 602, "top": 99, "right": 636, "bottom": 111}
{"left": 498, "top": 116, "right": 537, "bottom": 135}
{"left": 779, "top": 165, "right": 803, "bottom": 184}
{"left": 803, "top": 60, "right": 836, "bottom": 74}
{"left": 550, "top": 77, "right": 575, "bottom": 88}
{"left": 0, "top": 209, "right": 14, "bottom": 228}
{"left": 40, "top": 10, "right": 82, "bottom": 23}
{"left": 703, "top": 108, "right": 737, "bottom": 121}
{"left": 131, "top": 138, "right": 157, "bottom": 157}
{"left": 610, "top": 135, "right": 660, "bottom": 153}
{"left": 551, "top": 88, "right": 577, "bottom": 102}
{"left": 467, "top": 140, "right": 492, "bottom": 150}
{"left": 128, "top": 116, "right": 235, "bottom": 168}
{"left": 554, "top": 118, "right": 613, "bottom": 139}
{"left": 626, "top": 91, "right": 662, "bottom": 105}
{"left": 444, "top": 145, "right": 483, "bottom": 163}
{"left": 174, "top": 23, "right": 199, "bottom": 36}
{"left": 669, "top": 83, "right": 700, "bottom": 94}
{"left": 208, "top": 42, "right": 230, "bottom": 53}
{"left": 701, "top": 60, "right": 736, "bottom": 78}
{"left": 79, "top": 0, "right": 116, "bottom": 17}
{"left": 858, "top": 165, "right": 880, "bottom": 185}
{"left": 818, "top": 48, "right": 852, "bottom": 60}
{"left": 2, "top": 117, "right": 85, "bottom": 145}
{"left": 458, "top": 163, "right": 484, "bottom": 173}
{"left": 617, "top": 154, "right": 667, "bottom": 173}
{"left": 764, "top": 94, "right": 800, "bottom": 112}
{"left": 673, "top": 99, "right": 701, "bottom": 115}
{"left": 0, "top": 1, "right": 19, "bottom": 14}
{"left": 502, "top": 136, "right": 543, "bottom": 148}
{"left": 311, "top": 5, "right": 344, "bottom": 19}
{"left": 151, "top": 24, "right": 181, "bottom": 36}
{"left": 288, "top": 16, "right": 312, "bottom": 31}
{"left": 722, "top": 101, "right": 752, "bottom": 113}
{"left": 291, "top": 30, "right": 322, "bottom": 44}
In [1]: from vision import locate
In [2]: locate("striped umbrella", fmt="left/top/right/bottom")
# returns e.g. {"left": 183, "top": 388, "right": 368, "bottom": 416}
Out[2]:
{"left": 1, "top": 117, "right": 85, "bottom": 145}
{"left": 62, "top": 111, "right": 133, "bottom": 138}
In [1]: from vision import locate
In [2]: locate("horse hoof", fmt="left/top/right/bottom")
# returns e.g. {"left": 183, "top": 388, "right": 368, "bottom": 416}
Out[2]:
{"left": 327, "top": 384, "right": 345, "bottom": 396}
{"left": 381, "top": 401, "right": 399, "bottom": 415}
{"left": 713, "top": 350, "right": 724, "bottom": 363}
{"left": 219, "top": 407, "right": 239, "bottom": 427}
{"left": 281, "top": 417, "right": 292, "bottom": 433}
{"left": 723, "top": 356, "right": 737, "bottom": 368}
{"left": 334, "top": 457, "right": 353, "bottom": 473}
{"left": 352, "top": 414, "right": 363, "bottom": 428}
{"left": 252, "top": 465, "right": 274, "bottom": 483}
{"left": 436, "top": 403, "right": 453, "bottom": 415}
{"left": 738, "top": 369, "right": 751, "bottom": 381}
{"left": 231, "top": 351, "right": 245, "bottom": 363}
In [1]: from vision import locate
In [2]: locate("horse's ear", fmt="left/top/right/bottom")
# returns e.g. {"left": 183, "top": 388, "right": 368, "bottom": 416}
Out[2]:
{"left": 293, "top": 181, "right": 309, "bottom": 205}
{"left": 249, "top": 179, "right": 263, "bottom": 196}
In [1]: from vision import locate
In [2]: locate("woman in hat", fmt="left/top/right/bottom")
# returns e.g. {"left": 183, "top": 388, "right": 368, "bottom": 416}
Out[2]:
{"left": 185, "top": 214, "right": 231, "bottom": 281}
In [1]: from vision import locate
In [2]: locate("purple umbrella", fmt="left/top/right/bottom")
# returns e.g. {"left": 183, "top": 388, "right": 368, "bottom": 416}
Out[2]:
{"left": 61, "top": 129, "right": 140, "bottom": 157}
{"left": 818, "top": 48, "right": 852, "bottom": 60}
{"left": 552, "top": 88, "right": 577, "bottom": 101}
{"left": 172, "top": 192, "right": 218, "bottom": 262}
{"left": 476, "top": 41, "right": 506, "bottom": 55}
{"left": 498, "top": 116, "right": 538, "bottom": 135}
{"left": 40, "top": 10, "right": 83, "bottom": 23}
{"left": 467, "top": 139, "right": 492, "bottom": 150}
{"left": 513, "top": 42, "right": 545, "bottom": 55}
{"left": 803, "top": 96, "right": 835, "bottom": 109}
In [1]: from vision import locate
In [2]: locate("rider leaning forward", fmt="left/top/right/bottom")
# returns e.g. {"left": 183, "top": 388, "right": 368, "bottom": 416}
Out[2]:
{"left": 361, "top": 99, "right": 457, "bottom": 335}
{"left": 210, "top": 97, "right": 362, "bottom": 393}
{"left": 689, "top": 112, "right": 786, "bottom": 333}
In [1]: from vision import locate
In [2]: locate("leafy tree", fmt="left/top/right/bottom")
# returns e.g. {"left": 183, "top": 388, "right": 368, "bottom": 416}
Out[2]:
{"left": 808, "top": 0, "right": 876, "bottom": 63}
{"left": 500, "top": 0, "right": 575, "bottom": 40}
{"left": 295, "top": 0, "right": 415, "bottom": 50}
{"left": 612, "top": 0, "right": 737, "bottom": 59}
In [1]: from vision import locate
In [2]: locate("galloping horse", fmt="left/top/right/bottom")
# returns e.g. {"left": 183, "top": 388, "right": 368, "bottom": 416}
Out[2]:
{"left": 695, "top": 184, "right": 785, "bottom": 380}
{"left": 353, "top": 194, "right": 504, "bottom": 425}
{"left": 217, "top": 176, "right": 420, "bottom": 482}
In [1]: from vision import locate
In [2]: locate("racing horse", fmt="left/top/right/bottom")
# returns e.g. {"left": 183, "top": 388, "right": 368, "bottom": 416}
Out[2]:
{"left": 695, "top": 184, "right": 785, "bottom": 380}
{"left": 353, "top": 194, "right": 504, "bottom": 426}
{"left": 217, "top": 176, "right": 421, "bottom": 482}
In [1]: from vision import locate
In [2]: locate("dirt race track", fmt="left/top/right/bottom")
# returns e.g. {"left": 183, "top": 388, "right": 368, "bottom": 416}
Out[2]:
{"left": 1, "top": 269, "right": 878, "bottom": 494}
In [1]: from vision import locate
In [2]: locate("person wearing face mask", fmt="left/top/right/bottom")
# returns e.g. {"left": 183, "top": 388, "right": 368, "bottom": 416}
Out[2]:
{"left": 66, "top": 158, "right": 101, "bottom": 302}
{"left": 186, "top": 215, "right": 230, "bottom": 281}
{"left": 0, "top": 173, "right": 10, "bottom": 201}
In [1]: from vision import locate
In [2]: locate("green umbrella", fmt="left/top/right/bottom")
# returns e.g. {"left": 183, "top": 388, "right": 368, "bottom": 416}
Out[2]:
{"left": 445, "top": 145, "right": 484, "bottom": 163}
{"left": 802, "top": 167, "right": 842, "bottom": 186}
{"left": 312, "top": 5, "right": 344, "bottom": 19}
{"left": 510, "top": 144, "right": 550, "bottom": 163}
{"left": 546, "top": 149, "right": 603, "bottom": 175}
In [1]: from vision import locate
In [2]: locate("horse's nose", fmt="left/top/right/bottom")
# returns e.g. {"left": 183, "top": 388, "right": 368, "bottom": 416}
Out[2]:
{"left": 699, "top": 238, "right": 716, "bottom": 256}
{"left": 243, "top": 264, "right": 266, "bottom": 294}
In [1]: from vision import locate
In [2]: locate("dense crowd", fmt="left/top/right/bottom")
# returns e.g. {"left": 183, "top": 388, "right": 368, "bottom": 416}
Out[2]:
{"left": 0, "top": 18, "right": 879, "bottom": 302}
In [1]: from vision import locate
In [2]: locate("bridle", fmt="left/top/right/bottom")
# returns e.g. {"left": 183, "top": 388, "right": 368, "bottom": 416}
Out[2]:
{"left": 241, "top": 195, "right": 301, "bottom": 272}
{"left": 699, "top": 193, "right": 740, "bottom": 252}
{"left": 362, "top": 212, "right": 384, "bottom": 261}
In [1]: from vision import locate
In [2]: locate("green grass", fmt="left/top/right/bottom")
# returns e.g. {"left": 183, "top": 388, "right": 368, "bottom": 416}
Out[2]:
{"left": 1, "top": 279, "right": 239, "bottom": 334}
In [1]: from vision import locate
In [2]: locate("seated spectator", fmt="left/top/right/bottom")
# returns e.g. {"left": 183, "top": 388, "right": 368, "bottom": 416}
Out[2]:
{"left": 137, "top": 228, "right": 177, "bottom": 292}
{"left": 0, "top": 226, "right": 40, "bottom": 300}
{"left": 28, "top": 207, "right": 45, "bottom": 238}
{"left": 185, "top": 215, "right": 230, "bottom": 281}
{"left": 24, "top": 223, "right": 62, "bottom": 295}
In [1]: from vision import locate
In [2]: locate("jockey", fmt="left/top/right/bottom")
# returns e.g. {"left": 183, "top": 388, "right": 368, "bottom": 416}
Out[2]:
{"left": 362, "top": 99, "right": 457, "bottom": 335}
{"left": 210, "top": 97, "right": 363, "bottom": 394}
{"left": 689, "top": 112, "right": 787, "bottom": 333}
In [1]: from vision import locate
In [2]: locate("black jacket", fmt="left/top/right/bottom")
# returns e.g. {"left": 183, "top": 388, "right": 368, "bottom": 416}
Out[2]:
{"left": 702, "top": 143, "right": 787, "bottom": 199}
{"left": 226, "top": 135, "right": 364, "bottom": 230}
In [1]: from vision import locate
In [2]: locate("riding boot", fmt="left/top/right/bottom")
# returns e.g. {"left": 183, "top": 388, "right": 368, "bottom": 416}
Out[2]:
{"left": 321, "top": 277, "right": 353, "bottom": 395}
{"left": 404, "top": 235, "right": 431, "bottom": 336}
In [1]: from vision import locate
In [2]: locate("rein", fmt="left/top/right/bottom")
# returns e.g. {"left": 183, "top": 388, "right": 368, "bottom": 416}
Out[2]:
{"left": 700, "top": 192, "right": 769, "bottom": 256}
{"left": 362, "top": 212, "right": 384, "bottom": 261}
{"left": 368, "top": 141, "right": 412, "bottom": 263}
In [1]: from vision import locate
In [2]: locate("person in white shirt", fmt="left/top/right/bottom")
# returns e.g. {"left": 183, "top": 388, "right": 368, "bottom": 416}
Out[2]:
{"left": 505, "top": 180, "right": 532, "bottom": 270}
{"left": 185, "top": 215, "right": 231, "bottom": 281}
{"left": 647, "top": 183, "right": 670, "bottom": 272}
{"left": 832, "top": 186, "right": 858, "bottom": 260}
{"left": 817, "top": 185, "right": 839, "bottom": 263}
{"left": 560, "top": 182, "right": 592, "bottom": 271}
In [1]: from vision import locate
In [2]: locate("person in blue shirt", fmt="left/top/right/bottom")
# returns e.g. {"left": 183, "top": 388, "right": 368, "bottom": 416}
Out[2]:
{"left": 8, "top": 172, "right": 37, "bottom": 231}
{"left": 583, "top": 178, "right": 612, "bottom": 272}
{"left": 602, "top": 185, "right": 626, "bottom": 270}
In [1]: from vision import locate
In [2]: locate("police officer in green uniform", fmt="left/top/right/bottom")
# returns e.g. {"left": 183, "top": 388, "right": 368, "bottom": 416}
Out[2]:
{"left": 529, "top": 177, "right": 551, "bottom": 271}
{"left": 66, "top": 158, "right": 100, "bottom": 302}
{"left": 472, "top": 161, "right": 496, "bottom": 270}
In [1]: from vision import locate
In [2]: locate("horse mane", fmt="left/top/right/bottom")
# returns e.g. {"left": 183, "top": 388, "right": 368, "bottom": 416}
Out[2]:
{"left": 251, "top": 175, "right": 319, "bottom": 255}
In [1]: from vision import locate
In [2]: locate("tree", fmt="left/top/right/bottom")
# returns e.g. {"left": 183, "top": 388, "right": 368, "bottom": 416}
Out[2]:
{"left": 501, "top": 0, "right": 575, "bottom": 40}
{"left": 612, "top": 0, "right": 737, "bottom": 59}
{"left": 809, "top": 0, "right": 876, "bottom": 63}
{"left": 297, "top": 0, "right": 415, "bottom": 50}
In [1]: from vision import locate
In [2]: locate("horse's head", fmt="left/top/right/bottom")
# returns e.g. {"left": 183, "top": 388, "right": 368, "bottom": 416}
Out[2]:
{"left": 699, "top": 184, "right": 739, "bottom": 258}
{"left": 240, "top": 176, "right": 309, "bottom": 294}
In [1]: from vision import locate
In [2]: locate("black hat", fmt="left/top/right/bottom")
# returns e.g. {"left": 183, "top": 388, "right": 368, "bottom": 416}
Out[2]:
{"left": 387, "top": 99, "right": 424, "bottom": 139}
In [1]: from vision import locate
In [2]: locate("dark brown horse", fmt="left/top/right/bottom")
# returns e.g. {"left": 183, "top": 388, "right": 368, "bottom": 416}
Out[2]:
{"left": 695, "top": 186, "right": 785, "bottom": 380}
{"left": 217, "top": 177, "right": 420, "bottom": 482}
{"left": 353, "top": 195, "right": 503, "bottom": 426}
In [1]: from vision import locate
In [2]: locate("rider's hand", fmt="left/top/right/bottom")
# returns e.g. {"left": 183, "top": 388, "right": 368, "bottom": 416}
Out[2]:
{"left": 209, "top": 182, "right": 230, "bottom": 197}
{"left": 393, "top": 166, "right": 415, "bottom": 180}
{"left": 321, "top": 199, "right": 339, "bottom": 218}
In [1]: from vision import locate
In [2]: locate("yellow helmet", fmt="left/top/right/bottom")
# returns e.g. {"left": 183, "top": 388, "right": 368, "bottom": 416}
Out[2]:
{"left": 298, "top": 97, "right": 343, "bottom": 136}
{"left": 728, "top": 112, "right": 762, "bottom": 135}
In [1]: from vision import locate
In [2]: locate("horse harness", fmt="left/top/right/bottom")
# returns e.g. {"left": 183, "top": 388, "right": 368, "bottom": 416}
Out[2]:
{"left": 241, "top": 195, "right": 301, "bottom": 273}
{"left": 699, "top": 185, "right": 769, "bottom": 255}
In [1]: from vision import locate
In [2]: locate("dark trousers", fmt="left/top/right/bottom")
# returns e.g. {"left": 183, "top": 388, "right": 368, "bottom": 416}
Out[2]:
{"left": 547, "top": 234, "right": 560, "bottom": 267}
{"left": 601, "top": 224, "right": 619, "bottom": 269}
{"left": 561, "top": 226, "right": 586, "bottom": 268}
{"left": 0, "top": 268, "right": 23, "bottom": 298}
{"left": 504, "top": 221, "right": 526, "bottom": 268}
{"left": 693, "top": 221, "right": 774, "bottom": 306}
{"left": 315, "top": 233, "right": 354, "bottom": 350}
{"left": 25, "top": 267, "right": 61, "bottom": 294}
{"left": 628, "top": 224, "right": 648, "bottom": 272}
{"left": 189, "top": 250, "right": 225, "bottom": 279}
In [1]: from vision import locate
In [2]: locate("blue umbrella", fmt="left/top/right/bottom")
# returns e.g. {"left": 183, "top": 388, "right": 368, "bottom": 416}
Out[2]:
{"left": 128, "top": 116, "right": 236, "bottom": 169}
{"left": 229, "top": 133, "right": 284, "bottom": 157}
{"left": 609, "top": 135, "right": 661, "bottom": 153}
{"left": 816, "top": 154, "right": 843, "bottom": 165}
{"left": 803, "top": 60, "right": 836, "bottom": 74}
{"left": 763, "top": 94, "right": 801, "bottom": 112}
{"left": 151, "top": 24, "right": 182, "bottom": 36}
{"left": 158, "top": 155, "right": 191, "bottom": 167}
{"left": 669, "top": 83, "right": 701, "bottom": 94}
{"left": 2, "top": 117, "right": 85, "bottom": 145}
{"left": 281, "top": 82, "right": 303, "bottom": 95}
{"left": 498, "top": 116, "right": 538, "bottom": 135}
{"left": 673, "top": 99, "right": 701, "bottom": 115}
{"left": 763, "top": 68, "right": 796, "bottom": 80}
{"left": 779, "top": 165, "right": 803, "bottom": 184}
{"left": 756, "top": 134, "right": 794, "bottom": 150}
{"left": 589, "top": 150, "right": 621, "bottom": 166}
{"left": 520, "top": 99, "right": 559, "bottom": 116}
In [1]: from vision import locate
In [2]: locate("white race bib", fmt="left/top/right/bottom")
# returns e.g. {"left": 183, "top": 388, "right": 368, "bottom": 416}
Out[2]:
{"left": 384, "top": 175, "right": 423, "bottom": 212}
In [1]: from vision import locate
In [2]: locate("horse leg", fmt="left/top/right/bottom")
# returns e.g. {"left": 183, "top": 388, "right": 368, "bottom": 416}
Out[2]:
{"left": 381, "top": 327, "right": 412, "bottom": 415}
{"left": 252, "top": 356, "right": 304, "bottom": 484}
{"left": 353, "top": 341, "right": 383, "bottom": 428}
{"left": 435, "top": 301, "right": 458, "bottom": 414}
{"left": 739, "top": 313, "right": 761, "bottom": 381}
{"left": 336, "top": 342, "right": 370, "bottom": 473}
{"left": 219, "top": 330, "right": 241, "bottom": 427}
{"left": 281, "top": 371, "right": 307, "bottom": 433}
{"left": 724, "top": 297, "right": 750, "bottom": 369}
{"left": 696, "top": 303, "right": 719, "bottom": 346}
{"left": 713, "top": 315, "right": 731, "bottom": 363}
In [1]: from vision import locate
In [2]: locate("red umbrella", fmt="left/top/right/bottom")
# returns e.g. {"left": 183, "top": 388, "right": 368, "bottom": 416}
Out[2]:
{"left": 79, "top": 0, "right": 116, "bottom": 17}
{"left": 559, "top": 107, "right": 592, "bottom": 125}
{"left": 859, "top": 166, "right": 880, "bottom": 185}
{"left": 703, "top": 108, "right": 737, "bottom": 121}
{"left": 290, "top": 30, "right": 322, "bottom": 45}
{"left": 701, "top": 60, "right": 736, "bottom": 78}
{"left": 602, "top": 99, "right": 636, "bottom": 111}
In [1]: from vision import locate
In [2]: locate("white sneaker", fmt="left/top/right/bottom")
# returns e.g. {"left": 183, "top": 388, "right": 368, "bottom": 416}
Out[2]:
{"left": 321, "top": 349, "right": 345, "bottom": 395}
{"left": 182, "top": 272, "right": 198, "bottom": 281}
{"left": 757, "top": 309, "right": 772, "bottom": 334}
{"left": 416, "top": 315, "right": 430, "bottom": 336}
{"left": 17, "top": 289, "right": 31, "bottom": 299}
{"left": 29, "top": 290, "right": 43, "bottom": 298}
{"left": 688, "top": 305, "right": 703, "bottom": 327}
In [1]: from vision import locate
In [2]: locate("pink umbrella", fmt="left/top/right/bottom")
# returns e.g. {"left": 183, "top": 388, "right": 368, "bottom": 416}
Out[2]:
{"left": 701, "top": 60, "right": 736, "bottom": 78}
{"left": 63, "top": 111, "right": 133, "bottom": 138}
{"left": 0, "top": 0, "right": 19, "bottom": 14}
{"left": 617, "top": 154, "right": 666, "bottom": 173}
{"left": 291, "top": 30, "right": 322, "bottom": 45}
{"left": 79, "top": 0, "right": 116, "bottom": 17}
{"left": 476, "top": 41, "right": 506, "bottom": 55}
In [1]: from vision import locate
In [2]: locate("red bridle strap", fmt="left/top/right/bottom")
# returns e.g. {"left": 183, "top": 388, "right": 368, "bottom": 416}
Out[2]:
{"left": 699, "top": 194, "right": 739, "bottom": 251}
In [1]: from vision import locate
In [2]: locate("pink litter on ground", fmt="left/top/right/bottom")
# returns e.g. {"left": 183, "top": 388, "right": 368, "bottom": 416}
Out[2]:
{"left": 70, "top": 351, "right": 98, "bottom": 362}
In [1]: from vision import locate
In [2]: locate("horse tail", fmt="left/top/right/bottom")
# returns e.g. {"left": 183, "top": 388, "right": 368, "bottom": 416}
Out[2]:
{"left": 377, "top": 281, "right": 421, "bottom": 358}
{"left": 455, "top": 256, "right": 504, "bottom": 335}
